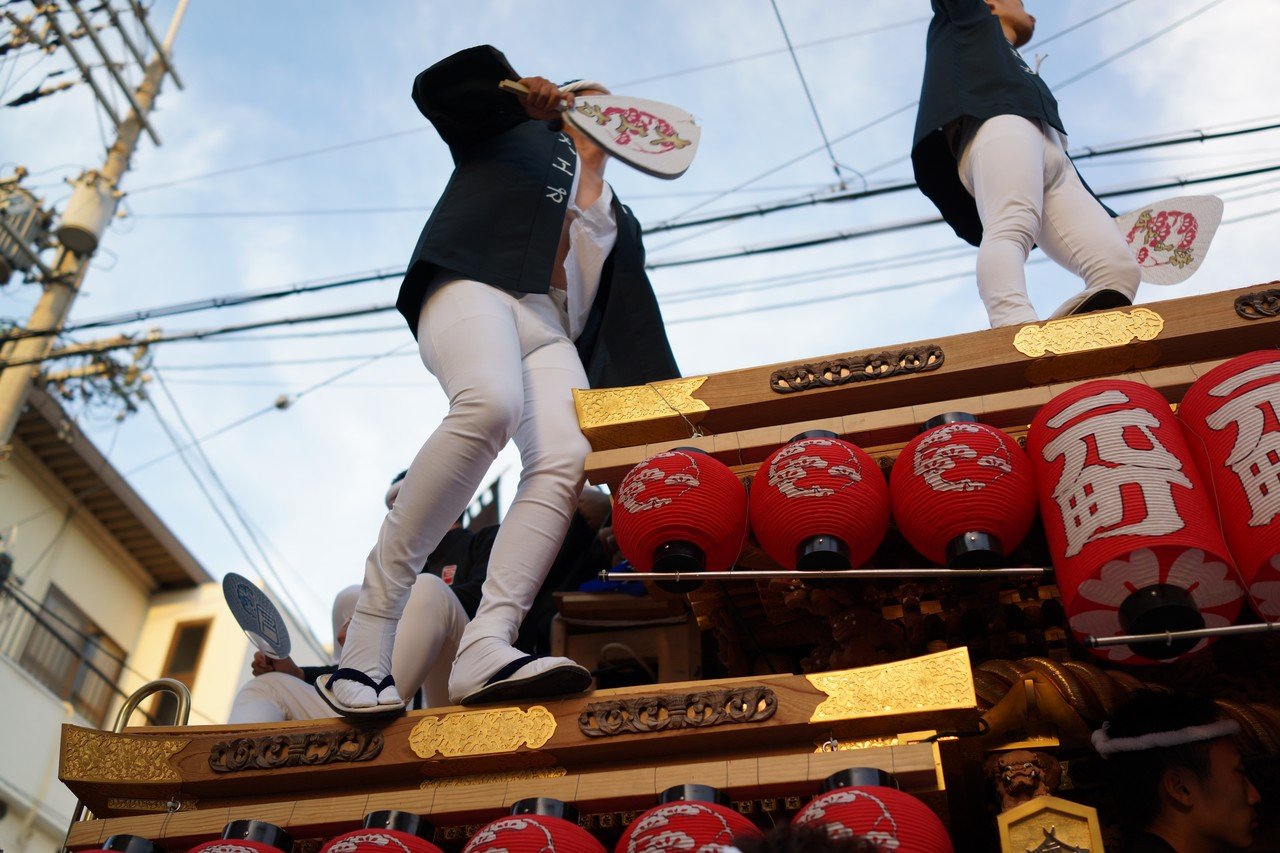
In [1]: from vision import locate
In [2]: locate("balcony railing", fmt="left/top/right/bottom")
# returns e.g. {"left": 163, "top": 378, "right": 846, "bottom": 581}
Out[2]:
{"left": 0, "top": 582, "right": 136, "bottom": 727}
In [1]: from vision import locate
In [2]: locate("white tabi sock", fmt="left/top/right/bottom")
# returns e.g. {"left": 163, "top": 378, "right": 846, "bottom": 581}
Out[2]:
{"left": 333, "top": 610, "right": 401, "bottom": 708}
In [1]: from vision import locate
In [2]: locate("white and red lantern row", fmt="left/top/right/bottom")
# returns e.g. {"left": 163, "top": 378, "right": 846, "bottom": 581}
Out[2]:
{"left": 890, "top": 414, "right": 1037, "bottom": 568}
{"left": 792, "top": 769, "right": 954, "bottom": 853}
{"left": 750, "top": 431, "right": 889, "bottom": 571}
{"left": 1178, "top": 350, "right": 1280, "bottom": 620}
{"left": 616, "top": 784, "right": 762, "bottom": 853}
{"left": 1028, "top": 379, "right": 1244, "bottom": 664}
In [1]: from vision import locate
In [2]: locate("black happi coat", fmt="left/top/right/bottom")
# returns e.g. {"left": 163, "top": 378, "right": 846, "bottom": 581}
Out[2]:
{"left": 912, "top": 0, "right": 1106, "bottom": 247}
{"left": 396, "top": 45, "right": 679, "bottom": 389}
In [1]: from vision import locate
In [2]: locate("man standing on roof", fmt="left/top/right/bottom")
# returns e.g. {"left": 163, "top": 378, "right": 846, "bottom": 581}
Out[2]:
{"left": 319, "top": 45, "right": 678, "bottom": 715}
{"left": 912, "top": 0, "right": 1141, "bottom": 327}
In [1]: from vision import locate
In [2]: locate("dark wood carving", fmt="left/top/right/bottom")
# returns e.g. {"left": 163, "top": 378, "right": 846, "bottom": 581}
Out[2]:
{"left": 578, "top": 686, "right": 777, "bottom": 737}
{"left": 769, "top": 345, "right": 944, "bottom": 394}
{"left": 1235, "top": 288, "right": 1280, "bottom": 320}
{"left": 208, "top": 728, "right": 383, "bottom": 773}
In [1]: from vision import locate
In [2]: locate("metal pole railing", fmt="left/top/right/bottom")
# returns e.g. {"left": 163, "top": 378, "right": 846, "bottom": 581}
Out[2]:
{"left": 1086, "top": 621, "right": 1280, "bottom": 648}
{"left": 599, "top": 567, "right": 1049, "bottom": 582}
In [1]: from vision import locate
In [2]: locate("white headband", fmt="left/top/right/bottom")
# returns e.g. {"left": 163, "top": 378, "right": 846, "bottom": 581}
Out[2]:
{"left": 1092, "top": 719, "right": 1240, "bottom": 757}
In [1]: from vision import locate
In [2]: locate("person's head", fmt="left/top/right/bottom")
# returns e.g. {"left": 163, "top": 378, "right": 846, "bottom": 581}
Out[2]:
{"left": 984, "top": 0, "right": 1035, "bottom": 47}
{"left": 386, "top": 469, "right": 408, "bottom": 510}
{"left": 559, "top": 79, "right": 611, "bottom": 155}
{"left": 1097, "top": 691, "right": 1260, "bottom": 849}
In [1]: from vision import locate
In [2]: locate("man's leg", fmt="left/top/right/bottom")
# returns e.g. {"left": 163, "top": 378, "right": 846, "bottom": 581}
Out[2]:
{"left": 333, "top": 280, "right": 526, "bottom": 710}
{"left": 390, "top": 573, "right": 469, "bottom": 708}
{"left": 1038, "top": 132, "right": 1141, "bottom": 317}
{"left": 448, "top": 296, "right": 593, "bottom": 705}
{"left": 959, "top": 115, "right": 1049, "bottom": 328}
{"left": 229, "top": 672, "right": 332, "bottom": 724}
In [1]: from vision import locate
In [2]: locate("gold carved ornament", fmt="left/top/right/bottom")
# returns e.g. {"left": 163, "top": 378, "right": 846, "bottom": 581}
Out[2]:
{"left": 1012, "top": 307, "right": 1164, "bottom": 358}
{"left": 60, "top": 727, "right": 187, "bottom": 783}
{"left": 409, "top": 705, "right": 557, "bottom": 758}
{"left": 573, "top": 377, "right": 709, "bottom": 447}
{"left": 807, "top": 647, "right": 976, "bottom": 723}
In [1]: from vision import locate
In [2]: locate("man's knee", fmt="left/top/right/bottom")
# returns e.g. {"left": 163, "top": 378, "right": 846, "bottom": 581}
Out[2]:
{"left": 982, "top": 198, "right": 1042, "bottom": 251}
{"left": 447, "top": 386, "right": 522, "bottom": 445}
{"left": 524, "top": 431, "right": 591, "bottom": 484}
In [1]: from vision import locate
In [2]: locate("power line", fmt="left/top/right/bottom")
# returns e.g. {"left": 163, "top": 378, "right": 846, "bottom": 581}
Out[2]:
{"left": 150, "top": 368, "right": 331, "bottom": 654}
{"left": 0, "top": 266, "right": 406, "bottom": 343}
{"left": 125, "top": 127, "right": 431, "bottom": 194}
{"left": 615, "top": 16, "right": 928, "bottom": 88}
{"left": 647, "top": 161, "right": 1280, "bottom": 269}
{"left": 123, "top": 340, "right": 414, "bottom": 478}
{"left": 654, "top": 0, "right": 1147, "bottom": 224}
{"left": 1054, "top": 0, "right": 1233, "bottom": 91}
{"left": 645, "top": 116, "right": 1280, "bottom": 235}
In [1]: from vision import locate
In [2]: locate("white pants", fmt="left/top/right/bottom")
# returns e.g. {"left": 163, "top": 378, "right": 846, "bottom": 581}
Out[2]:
{"left": 228, "top": 574, "right": 468, "bottom": 722}
{"left": 958, "top": 115, "right": 1140, "bottom": 327}
{"left": 356, "top": 279, "right": 592, "bottom": 698}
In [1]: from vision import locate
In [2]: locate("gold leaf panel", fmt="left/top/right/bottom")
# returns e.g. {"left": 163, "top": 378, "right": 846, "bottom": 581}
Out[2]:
{"left": 807, "top": 648, "right": 975, "bottom": 723}
{"left": 60, "top": 727, "right": 187, "bottom": 783}
{"left": 1012, "top": 307, "right": 1164, "bottom": 358}
{"left": 409, "top": 705, "right": 557, "bottom": 758}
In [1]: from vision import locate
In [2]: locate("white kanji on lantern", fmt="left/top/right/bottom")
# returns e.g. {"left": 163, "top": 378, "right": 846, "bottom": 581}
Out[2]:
{"left": 1043, "top": 389, "right": 1191, "bottom": 557}
{"left": 767, "top": 439, "right": 862, "bottom": 499}
{"left": 912, "top": 422, "right": 1012, "bottom": 492}
{"left": 1205, "top": 361, "right": 1280, "bottom": 527}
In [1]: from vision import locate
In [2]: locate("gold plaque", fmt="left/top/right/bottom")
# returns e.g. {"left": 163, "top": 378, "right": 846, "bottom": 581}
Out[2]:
{"left": 1012, "top": 307, "right": 1164, "bottom": 358}
{"left": 573, "top": 377, "right": 709, "bottom": 448}
{"left": 409, "top": 705, "right": 557, "bottom": 758}
{"left": 997, "top": 795, "right": 1105, "bottom": 852}
{"left": 807, "top": 648, "right": 975, "bottom": 723}
{"left": 60, "top": 726, "right": 187, "bottom": 783}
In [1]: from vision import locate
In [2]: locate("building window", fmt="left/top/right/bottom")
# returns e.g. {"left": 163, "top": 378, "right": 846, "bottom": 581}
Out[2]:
{"left": 14, "top": 585, "right": 125, "bottom": 726}
{"left": 151, "top": 619, "right": 209, "bottom": 725}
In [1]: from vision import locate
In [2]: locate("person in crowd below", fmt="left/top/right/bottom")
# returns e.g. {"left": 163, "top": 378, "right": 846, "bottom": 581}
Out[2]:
{"left": 231, "top": 472, "right": 610, "bottom": 722}
{"left": 912, "top": 0, "right": 1141, "bottom": 327}
{"left": 1094, "top": 690, "right": 1261, "bottom": 852}
{"left": 325, "top": 43, "right": 678, "bottom": 714}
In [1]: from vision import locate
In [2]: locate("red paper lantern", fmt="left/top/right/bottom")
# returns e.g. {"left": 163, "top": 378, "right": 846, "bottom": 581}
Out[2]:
{"left": 322, "top": 811, "right": 443, "bottom": 853}
{"left": 1178, "top": 350, "right": 1280, "bottom": 620}
{"left": 465, "top": 799, "right": 604, "bottom": 853}
{"left": 748, "top": 431, "right": 889, "bottom": 571}
{"left": 613, "top": 448, "right": 748, "bottom": 587}
{"left": 616, "top": 785, "right": 762, "bottom": 853}
{"left": 890, "top": 413, "right": 1037, "bottom": 567}
{"left": 1027, "top": 379, "right": 1244, "bottom": 663}
{"left": 792, "top": 770, "right": 952, "bottom": 852}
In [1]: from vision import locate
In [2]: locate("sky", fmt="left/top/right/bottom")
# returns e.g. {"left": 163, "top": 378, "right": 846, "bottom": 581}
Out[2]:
{"left": 2, "top": 0, "right": 1278, "bottom": 649}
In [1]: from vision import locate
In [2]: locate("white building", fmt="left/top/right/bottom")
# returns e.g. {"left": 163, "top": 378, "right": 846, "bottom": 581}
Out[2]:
{"left": 0, "top": 389, "right": 323, "bottom": 853}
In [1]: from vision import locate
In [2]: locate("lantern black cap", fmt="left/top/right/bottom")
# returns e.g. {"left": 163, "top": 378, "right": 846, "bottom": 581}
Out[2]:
{"left": 364, "top": 810, "right": 433, "bottom": 840}
{"left": 1119, "top": 583, "right": 1205, "bottom": 659}
{"left": 944, "top": 531, "right": 1004, "bottom": 569}
{"left": 922, "top": 412, "right": 978, "bottom": 431}
{"left": 671, "top": 446, "right": 710, "bottom": 455}
{"left": 796, "top": 534, "right": 851, "bottom": 571}
{"left": 510, "top": 797, "right": 579, "bottom": 823}
{"left": 102, "top": 836, "right": 165, "bottom": 853}
{"left": 660, "top": 784, "right": 731, "bottom": 807}
{"left": 222, "top": 820, "right": 294, "bottom": 853}
{"left": 821, "top": 768, "right": 902, "bottom": 793}
{"left": 653, "top": 540, "right": 704, "bottom": 593}
{"left": 789, "top": 429, "right": 840, "bottom": 442}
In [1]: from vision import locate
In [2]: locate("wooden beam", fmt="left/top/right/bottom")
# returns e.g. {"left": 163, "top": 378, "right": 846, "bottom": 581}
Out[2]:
{"left": 585, "top": 359, "right": 1226, "bottom": 490}
{"left": 66, "top": 741, "right": 947, "bottom": 850}
{"left": 574, "top": 282, "right": 1279, "bottom": 450}
{"left": 60, "top": 649, "right": 976, "bottom": 817}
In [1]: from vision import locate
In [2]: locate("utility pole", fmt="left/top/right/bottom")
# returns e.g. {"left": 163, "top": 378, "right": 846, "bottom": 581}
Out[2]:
{"left": 0, "top": 0, "right": 187, "bottom": 449}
